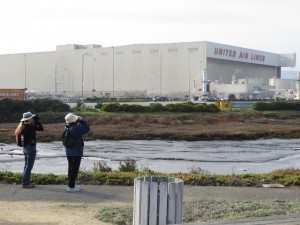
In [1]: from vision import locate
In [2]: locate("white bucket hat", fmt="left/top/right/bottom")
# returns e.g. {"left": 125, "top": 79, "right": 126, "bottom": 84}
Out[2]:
{"left": 21, "top": 112, "right": 36, "bottom": 122}
{"left": 65, "top": 113, "right": 79, "bottom": 124}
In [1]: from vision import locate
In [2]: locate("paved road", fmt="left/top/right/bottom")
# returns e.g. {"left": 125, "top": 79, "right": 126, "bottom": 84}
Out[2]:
{"left": 0, "top": 184, "right": 299, "bottom": 224}
{"left": 0, "top": 184, "right": 299, "bottom": 203}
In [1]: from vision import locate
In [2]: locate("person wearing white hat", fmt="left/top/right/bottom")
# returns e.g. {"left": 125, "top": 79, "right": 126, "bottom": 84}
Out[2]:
{"left": 15, "top": 111, "right": 44, "bottom": 188}
{"left": 63, "top": 113, "right": 90, "bottom": 192}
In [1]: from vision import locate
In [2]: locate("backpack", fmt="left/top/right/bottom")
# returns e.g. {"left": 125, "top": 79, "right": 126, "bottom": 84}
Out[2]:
{"left": 62, "top": 128, "right": 76, "bottom": 148}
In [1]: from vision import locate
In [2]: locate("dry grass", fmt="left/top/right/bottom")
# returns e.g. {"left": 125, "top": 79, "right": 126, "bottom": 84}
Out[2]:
{"left": 1, "top": 112, "right": 300, "bottom": 143}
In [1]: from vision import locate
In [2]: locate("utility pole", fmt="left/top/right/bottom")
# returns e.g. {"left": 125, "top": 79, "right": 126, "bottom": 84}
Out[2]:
{"left": 81, "top": 52, "right": 88, "bottom": 97}
{"left": 112, "top": 46, "right": 115, "bottom": 98}
{"left": 188, "top": 51, "right": 191, "bottom": 101}
{"left": 160, "top": 53, "right": 162, "bottom": 95}
{"left": 24, "top": 54, "right": 27, "bottom": 89}
{"left": 92, "top": 58, "right": 97, "bottom": 96}
{"left": 54, "top": 64, "right": 57, "bottom": 94}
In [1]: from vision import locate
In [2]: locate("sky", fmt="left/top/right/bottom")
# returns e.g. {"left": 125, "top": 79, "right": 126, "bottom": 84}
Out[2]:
{"left": 0, "top": 0, "right": 299, "bottom": 74}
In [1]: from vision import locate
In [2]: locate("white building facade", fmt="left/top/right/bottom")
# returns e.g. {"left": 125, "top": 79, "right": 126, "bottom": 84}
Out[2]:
{"left": 0, "top": 41, "right": 296, "bottom": 99}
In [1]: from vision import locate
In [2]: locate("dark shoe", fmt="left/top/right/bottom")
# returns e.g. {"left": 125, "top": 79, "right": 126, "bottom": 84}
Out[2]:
{"left": 22, "top": 184, "right": 35, "bottom": 188}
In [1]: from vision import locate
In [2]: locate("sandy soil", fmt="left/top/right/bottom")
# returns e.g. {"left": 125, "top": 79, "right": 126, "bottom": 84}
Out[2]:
{"left": 0, "top": 201, "right": 127, "bottom": 225}
{"left": 1, "top": 113, "right": 300, "bottom": 143}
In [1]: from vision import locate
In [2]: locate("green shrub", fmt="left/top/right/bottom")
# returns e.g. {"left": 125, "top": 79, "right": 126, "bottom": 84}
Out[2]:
{"left": 1, "top": 168, "right": 298, "bottom": 187}
{"left": 119, "top": 104, "right": 148, "bottom": 113}
{"left": 263, "top": 112, "right": 280, "bottom": 118}
{"left": 148, "top": 103, "right": 165, "bottom": 112}
{"left": 118, "top": 159, "right": 138, "bottom": 172}
{"left": 253, "top": 101, "right": 300, "bottom": 111}
{"left": 165, "top": 103, "right": 195, "bottom": 112}
{"left": 95, "top": 102, "right": 103, "bottom": 109}
{"left": 102, "top": 103, "right": 121, "bottom": 112}
{"left": 0, "top": 98, "right": 70, "bottom": 122}
{"left": 74, "top": 101, "right": 86, "bottom": 111}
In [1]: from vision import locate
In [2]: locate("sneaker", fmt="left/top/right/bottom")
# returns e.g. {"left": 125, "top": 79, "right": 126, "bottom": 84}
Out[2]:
{"left": 66, "top": 186, "right": 80, "bottom": 192}
{"left": 22, "top": 184, "right": 35, "bottom": 188}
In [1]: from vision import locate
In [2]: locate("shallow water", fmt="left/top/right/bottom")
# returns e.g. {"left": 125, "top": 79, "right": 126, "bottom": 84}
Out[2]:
{"left": 0, "top": 139, "right": 299, "bottom": 174}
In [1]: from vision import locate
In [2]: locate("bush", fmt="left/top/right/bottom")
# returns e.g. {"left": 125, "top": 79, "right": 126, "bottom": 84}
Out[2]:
{"left": 165, "top": 103, "right": 195, "bottom": 112}
{"left": 0, "top": 168, "right": 299, "bottom": 186}
{"left": 95, "top": 102, "right": 103, "bottom": 109}
{"left": 102, "top": 103, "right": 121, "bottom": 112}
{"left": 118, "top": 159, "right": 138, "bottom": 172}
{"left": 101, "top": 102, "right": 220, "bottom": 113}
{"left": 148, "top": 103, "right": 165, "bottom": 112}
{"left": 0, "top": 98, "right": 71, "bottom": 122}
{"left": 74, "top": 101, "right": 86, "bottom": 111}
{"left": 93, "top": 161, "right": 112, "bottom": 172}
{"left": 119, "top": 104, "right": 148, "bottom": 113}
{"left": 253, "top": 101, "right": 300, "bottom": 111}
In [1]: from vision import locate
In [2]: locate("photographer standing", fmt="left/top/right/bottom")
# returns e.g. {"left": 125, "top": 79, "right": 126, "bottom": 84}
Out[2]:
{"left": 15, "top": 111, "right": 44, "bottom": 188}
{"left": 64, "top": 113, "right": 90, "bottom": 192}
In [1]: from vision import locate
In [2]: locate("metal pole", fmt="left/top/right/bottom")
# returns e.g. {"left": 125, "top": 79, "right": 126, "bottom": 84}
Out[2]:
{"left": 54, "top": 64, "right": 57, "bottom": 94}
{"left": 160, "top": 53, "right": 162, "bottom": 95}
{"left": 81, "top": 52, "right": 88, "bottom": 97}
{"left": 93, "top": 58, "right": 95, "bottom": 91}
{"left": 188, "top": 52, "right": 191, "bottom": 101}
{"left": 112, "top": 46, "right": 115, "bottom": 98}
{"left": 93, "top": 58, "right": 97, "bottom": 97}
{"left": 24, "top": 54, "right": 27, "bottom": 89}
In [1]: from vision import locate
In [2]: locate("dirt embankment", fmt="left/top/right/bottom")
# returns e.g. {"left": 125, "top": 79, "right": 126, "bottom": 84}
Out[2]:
{"left": 1, "top": 112, "right": 300, "bottom": 143}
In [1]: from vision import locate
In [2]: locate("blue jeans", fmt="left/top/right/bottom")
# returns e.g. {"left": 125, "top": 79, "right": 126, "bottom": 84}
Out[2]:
{"left": 22, "top": 145, "right": 36, "bottom": 186}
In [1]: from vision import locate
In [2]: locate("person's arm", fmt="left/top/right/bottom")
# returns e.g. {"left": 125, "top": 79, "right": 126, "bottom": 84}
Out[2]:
{"left": 70, "top": 120, "right": 90, "bottom": 138}
{"left": 34, "top": 116, "right": 44, "bottom": 131}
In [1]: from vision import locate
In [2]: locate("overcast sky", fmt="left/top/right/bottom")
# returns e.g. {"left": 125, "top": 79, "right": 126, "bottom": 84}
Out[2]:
{"left": 0, "top": 0, "right": 299, "bottom": 72}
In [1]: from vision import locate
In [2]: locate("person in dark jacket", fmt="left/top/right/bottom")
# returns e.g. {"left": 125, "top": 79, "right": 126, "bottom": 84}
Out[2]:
{"left": 15, "top": 111, "right": 44, "bottom": 188}
{"left": 64, "top": 113, "right": 90, "bottom": 192}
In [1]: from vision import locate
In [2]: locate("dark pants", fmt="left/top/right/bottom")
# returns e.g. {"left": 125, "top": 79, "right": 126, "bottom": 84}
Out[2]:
{"left": 22, "top": 146, "right": 36, "bottom": 186}
{"left": 67, "top": 156, "right": 82, "bottom": 188}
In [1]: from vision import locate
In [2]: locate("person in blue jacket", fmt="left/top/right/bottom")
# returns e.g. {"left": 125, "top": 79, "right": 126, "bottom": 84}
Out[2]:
{"left": 64, "top": 113, "right": 90, "bottom": 192}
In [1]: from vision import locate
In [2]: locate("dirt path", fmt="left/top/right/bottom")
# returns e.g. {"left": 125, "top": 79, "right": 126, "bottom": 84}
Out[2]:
{"left": 0, "top": 201, "right": 123, "bottom": 225}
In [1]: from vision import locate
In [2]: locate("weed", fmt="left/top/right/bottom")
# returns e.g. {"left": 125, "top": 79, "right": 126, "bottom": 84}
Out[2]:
{"left": 98, "top": 206, "right": 133, "bottom": 225}
{"left": 98, "top": 200, "right": 300, "bottom": 225}
{"left": 118, "top": 159, "right": 138, "bottom": 172}
{"left": 93, "top": 161, "right": 112, "bottom": 172}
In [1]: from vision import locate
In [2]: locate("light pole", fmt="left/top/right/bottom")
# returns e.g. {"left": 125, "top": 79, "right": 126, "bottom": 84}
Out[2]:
{"left": 92, "top": 58, "right": 97, "bottom": 96}
{"left": 81, "top": 52, "right": 88, "bottom": 97}
{"left": 160, "top": 52, "right": 162, "bottom": 95}
{"left": 23, "top": 54, "right": 27, "bottom": 89}
{"left": 112, "top": 46, "right": 115, "bottom": 98}
{"left": 188, "top": 51, "right": 192, "bottom": 101}
{"left": 54, "top": 64, "right": 57, "bottom": 94}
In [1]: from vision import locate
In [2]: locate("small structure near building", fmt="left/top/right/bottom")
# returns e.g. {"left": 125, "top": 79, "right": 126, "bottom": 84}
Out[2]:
{"left": 0, "top": 88, "right": 26, "bottom": 100}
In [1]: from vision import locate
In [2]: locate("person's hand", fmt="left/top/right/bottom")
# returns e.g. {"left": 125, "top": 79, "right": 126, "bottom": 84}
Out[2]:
{"left": 33, "top": 115, "right": 39, "bottom": 122}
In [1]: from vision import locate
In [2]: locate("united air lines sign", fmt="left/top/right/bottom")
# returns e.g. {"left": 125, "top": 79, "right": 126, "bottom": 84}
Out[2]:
{"left": 206, "top": 42, "right": 279, "bottom": 66}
